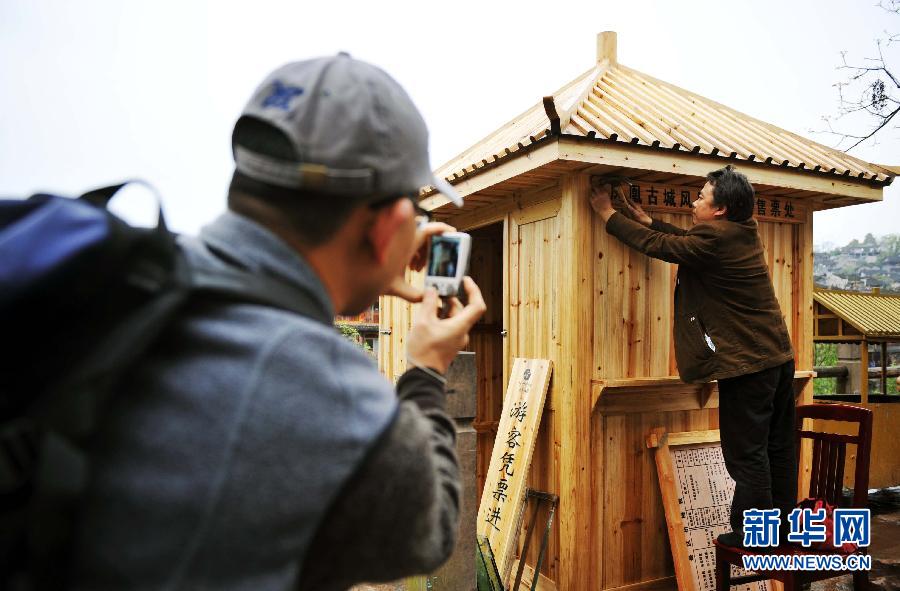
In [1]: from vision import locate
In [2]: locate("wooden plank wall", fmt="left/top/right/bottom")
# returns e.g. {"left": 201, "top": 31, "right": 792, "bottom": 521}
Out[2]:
{"left": 509, "top": 195, "right": 562, "bottom": 583}
{"left": 500, "top": 174, "right": 594, "bottom": 590}
{"left": 593, "top": 408, "right": 720, "bottom": 589}
{"left": 867, "top": 403, "right": 900, "bottom": 488}
{"left": 556, "top": 174, "right": 595, "bottom": 591}
{"left": 380, "top": 185, "right": 571, "bottom": 582}
{"left": 593, "top": 210, "right": 682, "bottom": 379}
{"left": 443, "top": 180, "right": 574, "bottom": 587}
{"left": 591, "top": 209, "right": 810, "bottom": 589}
{"left": 593, "top": 212, "right": 807, "bottom": 383}
{"left": 378, "top": 268, "right": 423, "bottom": 382}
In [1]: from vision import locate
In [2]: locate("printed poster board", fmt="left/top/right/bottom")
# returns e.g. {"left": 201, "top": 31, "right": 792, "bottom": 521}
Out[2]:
{"left": 647, "top": 429, "right": 773, "bottom": 591}
{"left": 477, "top": 358, "right": 552, "bottom": 584}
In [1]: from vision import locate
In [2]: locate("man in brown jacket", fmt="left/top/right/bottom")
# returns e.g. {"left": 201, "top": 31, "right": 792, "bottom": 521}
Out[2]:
{"left": 590, "top": 165, "right": 795, "bottom": 548}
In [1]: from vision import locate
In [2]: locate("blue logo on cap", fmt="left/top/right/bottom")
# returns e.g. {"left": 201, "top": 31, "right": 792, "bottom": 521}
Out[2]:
{"left": 262, "top": 80, "right": 304, "bottom": 111}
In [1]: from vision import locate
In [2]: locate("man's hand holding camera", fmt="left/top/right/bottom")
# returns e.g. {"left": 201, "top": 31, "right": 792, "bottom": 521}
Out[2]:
{"left": 407, "top": 277, "right": 486, "bottom": 374}
{"left": 384, "top": 220, "right": 486, "bottom": 375}
{"left": 383, "top": 221, "right": 456, "bottom": 303}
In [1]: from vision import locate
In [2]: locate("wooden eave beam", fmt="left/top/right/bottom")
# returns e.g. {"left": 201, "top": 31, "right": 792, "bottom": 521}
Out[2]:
{"left": 420, "top": 139, "right": 559, "bottom": 211}
{"left": 558, "top": 137, "right": 886, "bottom": 203}
{"left": 421, "top": 136, "right": 886, "bottom": 213}
{"left": 813, "top": 336, "right": 865, "bottom": 343}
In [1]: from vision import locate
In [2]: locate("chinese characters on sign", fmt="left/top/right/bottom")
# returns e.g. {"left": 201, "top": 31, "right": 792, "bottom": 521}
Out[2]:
{"left": 623, "top": 183, "right": 801, "bottom": 224}
{"left": 477, "top": 358, "right": 552, "bottom": 582}
{"left": 483, "top": 380, "right": 532, "bottom": 532}
{"left": 485, "top": 402, "right": 529, "bottom": 530}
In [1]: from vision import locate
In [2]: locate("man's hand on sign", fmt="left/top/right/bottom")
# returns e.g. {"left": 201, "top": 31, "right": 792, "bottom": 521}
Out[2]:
{"left": 589, "top": 179, "right": 617, "bottom": 222}
{"left": 407, "top": 277, "right": 486, "bottom": 374}
{"left": 619, "top": 189, "right": 652, "bottom": 227}
{"left": 590, "top": 178, "right": 652, "bottom": 226}
{"left": 383, "top": 221, "right": 456, "bottom": 303}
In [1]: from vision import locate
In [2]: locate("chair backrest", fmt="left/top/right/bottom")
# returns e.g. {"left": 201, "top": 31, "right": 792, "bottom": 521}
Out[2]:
{"left": 795, "top": 403, "right": 873, "bottom": 508}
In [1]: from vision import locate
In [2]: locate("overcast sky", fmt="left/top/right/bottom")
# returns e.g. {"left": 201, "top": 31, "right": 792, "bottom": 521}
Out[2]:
{"left": 2, "top": 0, "right": 897, "bottom": 248}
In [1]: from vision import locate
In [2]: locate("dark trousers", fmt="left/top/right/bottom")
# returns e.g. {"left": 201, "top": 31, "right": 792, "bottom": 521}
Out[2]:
{"left": 717, "top": 359, "right": 797, "bottom": 535}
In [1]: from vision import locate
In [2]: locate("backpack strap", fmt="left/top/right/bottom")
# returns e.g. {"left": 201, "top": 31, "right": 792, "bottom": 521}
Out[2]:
{"left": 79, "top": 180, "right": 170, "bottom": 233}
{"left": 80, "top": 181, "right": 331, "bottom": 325}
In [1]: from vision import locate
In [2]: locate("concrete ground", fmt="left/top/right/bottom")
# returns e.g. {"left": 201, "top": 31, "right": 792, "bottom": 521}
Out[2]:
{"left": 352, "top": 488, "right": 900, "bottom": 591}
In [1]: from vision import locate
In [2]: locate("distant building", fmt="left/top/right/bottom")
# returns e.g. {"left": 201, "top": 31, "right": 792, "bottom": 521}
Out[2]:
{"left": 817, "top": 271, "right": 849, "bottom": 290}
{"left": 813, "top": 234, "right": 900, "bottom": 295}
{"left": 335, "top": 302, "right": 380, "bottom": 355}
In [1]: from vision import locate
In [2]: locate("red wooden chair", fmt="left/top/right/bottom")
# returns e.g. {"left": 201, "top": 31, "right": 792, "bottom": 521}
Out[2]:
{"left": 713, "top": 403, "right": 874, "bottom": 591}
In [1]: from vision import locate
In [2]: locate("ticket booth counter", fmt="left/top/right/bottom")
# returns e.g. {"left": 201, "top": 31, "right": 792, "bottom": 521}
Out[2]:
{"left": 379, "top": 32, "right": 894, "bottom": 591}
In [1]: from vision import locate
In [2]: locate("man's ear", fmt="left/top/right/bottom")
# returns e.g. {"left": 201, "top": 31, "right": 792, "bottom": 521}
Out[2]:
{"left": 714, "top": 205, "right": 728, "bottom": 219}
{"left": 366, "top": 198, "right": 414, "bottom": 265}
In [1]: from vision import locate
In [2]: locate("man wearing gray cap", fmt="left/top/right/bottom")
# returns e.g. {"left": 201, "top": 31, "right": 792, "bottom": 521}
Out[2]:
{"left": 71, "top": 54, "right": 484, "bottom": 590}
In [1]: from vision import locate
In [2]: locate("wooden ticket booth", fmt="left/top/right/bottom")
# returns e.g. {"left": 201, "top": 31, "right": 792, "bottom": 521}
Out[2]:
{"left": 812, "top": 288, "right": 900, "bottom": 489}
{"left": 379, "top": 32, "right": 895, "bottom": 591}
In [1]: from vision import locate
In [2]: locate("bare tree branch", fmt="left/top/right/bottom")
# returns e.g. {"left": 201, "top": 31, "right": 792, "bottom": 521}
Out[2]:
{"left": 818, "top": 3, "right": 900, "bottom": 151}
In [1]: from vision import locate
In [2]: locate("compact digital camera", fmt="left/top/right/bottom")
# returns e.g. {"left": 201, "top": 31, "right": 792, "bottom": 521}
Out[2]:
{"left": 424, "top": 232, "right": 471, "bottom": 298}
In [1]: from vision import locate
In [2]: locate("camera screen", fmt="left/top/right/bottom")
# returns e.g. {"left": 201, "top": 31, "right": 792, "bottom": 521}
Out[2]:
{"left": 428, "top": 236, "right": 460, "bottom": 278}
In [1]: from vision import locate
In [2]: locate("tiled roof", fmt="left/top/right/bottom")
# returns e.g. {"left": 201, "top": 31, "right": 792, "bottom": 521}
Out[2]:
{"left": 431, "top": 54, "right": 894, "bottom": 191}
{"left": 814, "top": 289, "right": 900, "bottom": 338}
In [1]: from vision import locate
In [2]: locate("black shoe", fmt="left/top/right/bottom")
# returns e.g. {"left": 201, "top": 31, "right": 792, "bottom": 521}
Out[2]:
{"left": 716, "top": 532, "right": 745, "bottom": 548}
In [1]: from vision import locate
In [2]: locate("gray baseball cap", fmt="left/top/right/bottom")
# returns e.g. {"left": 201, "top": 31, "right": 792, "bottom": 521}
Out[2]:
{"left": 233, "top": 53, "right": 462, "bottom": 206}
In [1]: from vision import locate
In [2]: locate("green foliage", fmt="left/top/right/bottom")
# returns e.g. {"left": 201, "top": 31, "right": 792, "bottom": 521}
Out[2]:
{"left": 814, "top": 343, "right": 838, "bottom": 366}
{"left": 813, "top": 343, "right": 838, "bottom": 395}
{"left": 814, "top": 378, "right": 837, "bottom": 395}
{"left": 335, "top": 322, "right": 375, "bottom": 358}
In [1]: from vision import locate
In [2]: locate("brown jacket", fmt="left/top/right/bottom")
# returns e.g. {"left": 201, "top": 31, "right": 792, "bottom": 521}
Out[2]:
{"left": 606, "top": 212, "right": 794, "bottom": 383}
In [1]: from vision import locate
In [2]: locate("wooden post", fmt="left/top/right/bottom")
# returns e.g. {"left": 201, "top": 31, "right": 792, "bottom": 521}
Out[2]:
{"left": 860, "top": 341, "right": 869, "bottom": 404}
{"left": 796, "top": 209, "right": 815, "bottom": 407}
{"left": 837, "top": 343, "right": 862, "bottom": 395}
{"left": 881, "top": 341, "right": 888, "bottom": 397}
{"left": 556, "top": 173, "right": 594, "bottom": 590}
{"left": 596, "top": 31, "right": 617, "bottom": 65}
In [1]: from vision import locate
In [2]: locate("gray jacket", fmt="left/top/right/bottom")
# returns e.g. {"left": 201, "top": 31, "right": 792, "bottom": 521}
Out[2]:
{"left": 72, "top": 212, "right": 459, "bottom": 590}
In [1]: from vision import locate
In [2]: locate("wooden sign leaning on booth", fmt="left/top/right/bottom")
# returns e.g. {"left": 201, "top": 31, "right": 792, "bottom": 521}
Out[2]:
{"left": 476, "top": 358, "right": 553, "bottom": 586}
{"left": 647, "top": 428, "right": 773, "bottom": 591}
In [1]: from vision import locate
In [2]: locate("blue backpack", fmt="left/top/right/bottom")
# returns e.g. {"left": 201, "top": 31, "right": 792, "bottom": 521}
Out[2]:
{"left": 0, "top": 182, "right": 319, "bottom": 588}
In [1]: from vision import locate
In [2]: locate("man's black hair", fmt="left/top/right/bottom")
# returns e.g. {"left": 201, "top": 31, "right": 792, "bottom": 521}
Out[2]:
{"left": 705, "top": 165, "right": 754, "bottom": 222}
{"left": 227, "top": 116, "right": 368, "bottom": 247}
